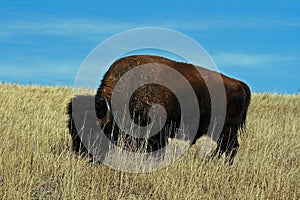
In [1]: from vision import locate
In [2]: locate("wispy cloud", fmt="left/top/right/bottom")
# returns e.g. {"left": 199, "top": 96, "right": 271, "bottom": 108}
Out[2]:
{"left": 0, "top": 58, "right": 80, "bottom": 85}
{"left": 1, "top": 16, "right": 300, "bottom": 40}
{"left": 212, "top": 52, "right": 297, "bottom": 67}
{"left": 0, "top": 18, "right": 138, "bottom": 43}
{"left": 180, "top": 17, "right": 300, "bottom": 30}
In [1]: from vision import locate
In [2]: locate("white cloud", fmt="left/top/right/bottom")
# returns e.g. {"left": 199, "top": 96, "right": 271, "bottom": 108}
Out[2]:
{"left": 1, "top": 16, "right": 299, "bottom": 40}
{"left": 155, "top": 17, "right": 300, "bottom": 31}
{"left": 1, "top": 19, "right": 136, "bottom": 38}
{"left": 212, "top": 52, "right": 296, "bottom": 67}
{"left": 0, "top": 59, "right": 79, "bottom": 83}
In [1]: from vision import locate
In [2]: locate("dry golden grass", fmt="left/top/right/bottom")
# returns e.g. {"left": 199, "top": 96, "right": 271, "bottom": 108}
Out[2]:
{"left": 0, "top": 83, "right": 299, "bottom": 199}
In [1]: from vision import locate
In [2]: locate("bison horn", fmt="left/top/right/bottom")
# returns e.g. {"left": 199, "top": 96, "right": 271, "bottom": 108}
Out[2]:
{"left": 105, "top": 98, "right": 112, "bottom": 122}
{"left": 97, "top": 98, "right": 112, "bottom": 128}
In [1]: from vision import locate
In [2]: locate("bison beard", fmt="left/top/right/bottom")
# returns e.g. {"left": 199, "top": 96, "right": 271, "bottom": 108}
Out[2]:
{"left": 67, "top": 55, "right": 251, "bottom": 165}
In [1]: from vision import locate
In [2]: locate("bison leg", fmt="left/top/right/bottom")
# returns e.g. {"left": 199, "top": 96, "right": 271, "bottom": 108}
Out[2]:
{"left": 211, "top": 127, "right": 239, "bottom": 165}
{"left": 67, "top": 97, "right": 90, "bottom": 155}
{"left": 69, "top": 117, "right": 88, "bottom": 155}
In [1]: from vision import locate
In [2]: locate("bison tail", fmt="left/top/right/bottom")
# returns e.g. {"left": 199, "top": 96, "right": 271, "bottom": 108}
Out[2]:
{"left": 240, "top": 81, "right": 251, "bottom": 131}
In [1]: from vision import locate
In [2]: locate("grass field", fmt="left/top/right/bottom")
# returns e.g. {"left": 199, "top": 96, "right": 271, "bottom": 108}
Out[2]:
{"left": 0, "top": 83, "right": 299, "bottom": 199}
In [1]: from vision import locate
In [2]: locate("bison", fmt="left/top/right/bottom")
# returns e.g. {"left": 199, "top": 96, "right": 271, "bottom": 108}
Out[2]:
{"left": 67, "top": 55, "right": 251, "bottom": 164}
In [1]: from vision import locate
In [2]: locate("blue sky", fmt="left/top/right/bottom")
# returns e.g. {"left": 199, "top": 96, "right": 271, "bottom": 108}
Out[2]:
{"left": 0, "top": 0, "right": 299, "bottom": 93}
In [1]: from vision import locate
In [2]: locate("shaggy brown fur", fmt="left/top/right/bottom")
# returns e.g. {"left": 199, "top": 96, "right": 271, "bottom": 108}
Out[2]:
{"left": 67, "top": 55, "right": 251, "bottom": 164}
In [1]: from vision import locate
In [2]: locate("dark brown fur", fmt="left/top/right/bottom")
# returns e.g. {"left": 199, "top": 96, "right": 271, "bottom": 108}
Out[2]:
{"left": 67, "top": 55, "right": 251, "bottom": 164}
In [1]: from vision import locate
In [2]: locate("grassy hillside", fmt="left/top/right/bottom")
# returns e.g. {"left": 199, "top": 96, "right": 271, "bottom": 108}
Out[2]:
{"left": 0, "top": 84, "right": 299, "bottom": 199}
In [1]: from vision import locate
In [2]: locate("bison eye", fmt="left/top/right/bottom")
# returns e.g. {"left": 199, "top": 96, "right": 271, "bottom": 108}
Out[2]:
{"left": 95, "top": 98, "right": 108, "bottom": 119}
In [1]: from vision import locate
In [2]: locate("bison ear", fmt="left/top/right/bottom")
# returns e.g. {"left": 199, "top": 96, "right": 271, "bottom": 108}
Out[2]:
{"left": 95, "top": 97, "right": 112, "bottom": 121}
